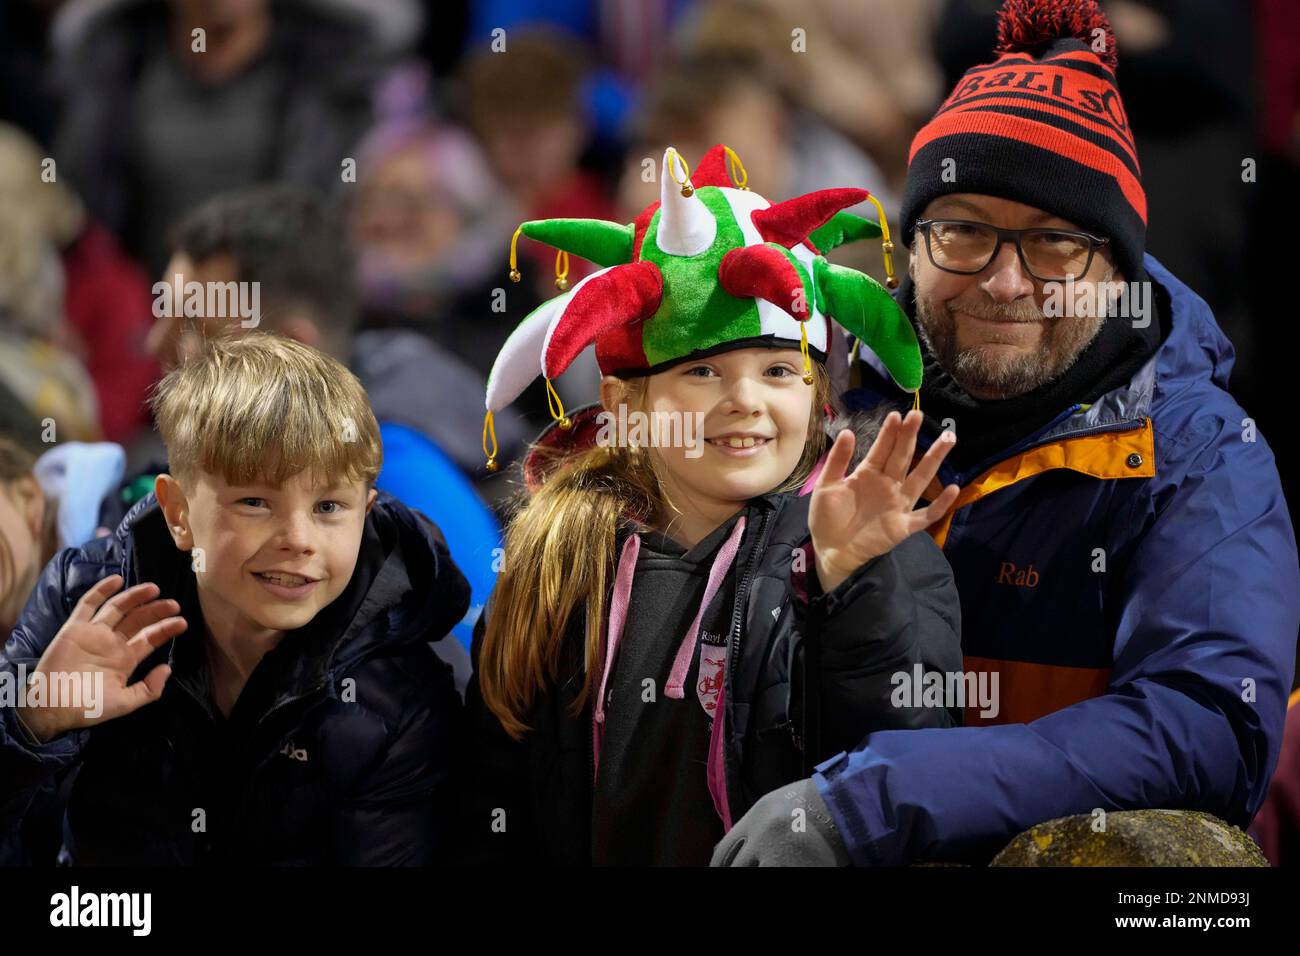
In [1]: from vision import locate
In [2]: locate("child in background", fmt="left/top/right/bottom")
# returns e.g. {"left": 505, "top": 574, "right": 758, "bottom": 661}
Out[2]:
{"left": 0, "top": 437, "right": 125, "bottom": 636}
{"left": 1, "top": 333, "right": 468, "bottom": 865}
{"left": 461, "top": 145, "right": 963, "bottom": 865}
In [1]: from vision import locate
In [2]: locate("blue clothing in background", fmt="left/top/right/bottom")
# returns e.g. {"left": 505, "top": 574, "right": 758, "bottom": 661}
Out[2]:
{"left": 376, "top": 422, "right": 499, "bottom": 651}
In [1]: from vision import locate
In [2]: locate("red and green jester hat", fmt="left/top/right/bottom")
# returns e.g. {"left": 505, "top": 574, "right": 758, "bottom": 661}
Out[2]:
{"left": 481, "top": 143, "right": 925, "bottom": 472}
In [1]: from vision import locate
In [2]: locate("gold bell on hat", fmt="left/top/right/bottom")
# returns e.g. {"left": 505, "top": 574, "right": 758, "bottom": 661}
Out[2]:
{"left": 800, "top": 322, "right": 814, "bottom": 385}
{"left": 724, "top": 146, "right": 749, "bottom": 191}
{"left": 482, "top": 410, "right": 499, "bottom": 471}
{"left": 669, "top": 149, "right": 694, "bottom": 197}
{"left": 508, "top": 226, "right": 523, "bottom": 282}
{"left": 554, "top": 250, "right": 570, "bottom": 291}
{"left": 546, "top": 379, "right": 572, "bottom": 429}
{"left": 866, "top": 196, "right": 900, "bottom": 289}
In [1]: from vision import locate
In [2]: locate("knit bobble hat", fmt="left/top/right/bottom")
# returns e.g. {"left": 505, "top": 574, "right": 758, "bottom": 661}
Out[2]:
{"left": 900, "top": 0, "right": 1146, "bottom": 282}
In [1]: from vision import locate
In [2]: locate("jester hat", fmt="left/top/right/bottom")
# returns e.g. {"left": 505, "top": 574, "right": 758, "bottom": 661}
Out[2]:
{"left": 482, "top": 144, "right": 923, "bottom": 470}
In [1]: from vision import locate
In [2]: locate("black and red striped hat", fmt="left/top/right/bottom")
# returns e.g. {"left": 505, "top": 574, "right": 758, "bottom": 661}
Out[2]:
{"left": 900, "top": 0, "right": 1146, "bottom": 281}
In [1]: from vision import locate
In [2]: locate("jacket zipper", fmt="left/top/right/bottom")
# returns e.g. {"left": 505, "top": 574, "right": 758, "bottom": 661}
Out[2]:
{"left": 585, "top": 511, "right": 773, "bottom": 827}
{"left": 721, "top": 506, "right": 772, "bottom": 813}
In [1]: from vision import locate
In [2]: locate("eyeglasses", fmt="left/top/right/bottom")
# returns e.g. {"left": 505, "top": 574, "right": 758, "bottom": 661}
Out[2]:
{"left": 914, "top": 219, "right": 1110, "bottom": 282}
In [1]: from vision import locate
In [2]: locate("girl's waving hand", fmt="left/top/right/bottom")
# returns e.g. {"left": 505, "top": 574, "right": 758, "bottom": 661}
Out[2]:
{"left": 810, "top": 410, "right": 960, "bottom": 593}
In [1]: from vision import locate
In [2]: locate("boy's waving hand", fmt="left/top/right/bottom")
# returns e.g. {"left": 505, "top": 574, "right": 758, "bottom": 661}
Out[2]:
{"left": 16, "top": 575, "right": 187, "bottom": 743}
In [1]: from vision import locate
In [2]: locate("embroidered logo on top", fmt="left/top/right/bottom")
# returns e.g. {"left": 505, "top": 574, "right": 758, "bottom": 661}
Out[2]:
{"left": 697, "top": 632, "right": 727, "bottom": 717}
{"left": 279, "top": 740, "right": 309, "bottom": 762}
{"left": 995, "top": 561, "right": 1040, "bottom": 588}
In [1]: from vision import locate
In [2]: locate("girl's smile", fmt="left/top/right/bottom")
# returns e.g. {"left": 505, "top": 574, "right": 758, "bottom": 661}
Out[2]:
{"left": 705, "top": 433, "right": 774, "bottom": 457}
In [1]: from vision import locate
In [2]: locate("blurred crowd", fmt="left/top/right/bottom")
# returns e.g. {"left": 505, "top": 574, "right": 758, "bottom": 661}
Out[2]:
{"left": 0, "top": 0, "right": 1297, "bottom": 601}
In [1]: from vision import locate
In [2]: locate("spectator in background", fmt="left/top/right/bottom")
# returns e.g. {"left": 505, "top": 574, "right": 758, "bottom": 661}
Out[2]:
{"left": 149, "top": 184, "right": 504, "bottom": 661}
{"left": 350, "top": 70, "right": 524, "bottom": 368}
{"left": 348, "top": 70, "right": 557, "bottom": 446}
{"left": 466, "top": 0, "right": 686, "bottom": 88}
{"left": 0, "top": 436, "right": 126, "bottom": 637}
{"left": 617, "top": 54, "right": 896, "bottom": 280}
{"left": 0, "top": 205, "right": 100, "bottom": 448}
{"left": 0, "top": 122, "right": 159, "bottom": 447}
{"left": 460, "top": 29, "right": 616, "bottom": 267}
{"left": 459, "top": 29, "right": 618, "bottom": 412}
{"left": 0, "top": 438, "right": 56, "bottom": 639}
{"left": 49, "top": 0, "right": 418, "bottom": 272}
{"left": 0, "top": 0, "right": 64, "bottom": 146}
{"left": 462, "top": 0, "right": 690, "bottom": 150}
{"left": 672, "top": 0, "right": 944, "bottom": 191}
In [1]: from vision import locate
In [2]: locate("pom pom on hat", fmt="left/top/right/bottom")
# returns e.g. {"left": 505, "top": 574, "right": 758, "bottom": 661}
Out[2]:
{"left": 995, "top": 0, "right": 1117, "bottom": 71}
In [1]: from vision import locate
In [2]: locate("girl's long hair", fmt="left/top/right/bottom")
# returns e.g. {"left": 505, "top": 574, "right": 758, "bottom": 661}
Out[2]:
{"left": 480, "top": 361, "right": 833, "bottom": 739}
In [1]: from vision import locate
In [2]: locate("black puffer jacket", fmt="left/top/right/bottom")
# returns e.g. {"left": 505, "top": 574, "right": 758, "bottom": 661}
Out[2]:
{"left": 460, "top": 489, "right": 962, "bottom": 865}
{"left": 0, "top": 490, "right": 469, "bottom": 865}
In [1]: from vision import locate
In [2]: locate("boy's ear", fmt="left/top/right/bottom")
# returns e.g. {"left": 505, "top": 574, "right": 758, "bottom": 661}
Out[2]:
{"left": 365, "top": 488, "right": 377, "bottom": 514}
{"left": 154, "top": 474, "right": 194, "bottom": 550}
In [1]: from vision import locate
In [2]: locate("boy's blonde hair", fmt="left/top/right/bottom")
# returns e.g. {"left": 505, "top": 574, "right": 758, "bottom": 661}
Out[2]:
{"left": 480, "top": 360, "right": 832, "bottom": 739}
{"left": 150, "top": 332, "right": 382, "bottom": 488}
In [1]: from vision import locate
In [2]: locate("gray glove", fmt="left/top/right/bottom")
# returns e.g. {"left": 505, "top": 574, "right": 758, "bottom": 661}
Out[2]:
{"left": 711, "top": 778, "right": 852, "bottom": 866}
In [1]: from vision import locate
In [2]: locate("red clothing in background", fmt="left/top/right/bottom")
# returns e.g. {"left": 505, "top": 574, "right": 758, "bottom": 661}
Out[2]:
{"left": 61, "top": 221, "right": 161, "bottom": 444}
{"left": 1256, "top": 0, "right": 1300, "bottom": 156}
{"left": 1252, "top": 691, "right": 1300, "bottom": 866}
{"left": 522, "top": 169, "right": 617, "bottom": 286}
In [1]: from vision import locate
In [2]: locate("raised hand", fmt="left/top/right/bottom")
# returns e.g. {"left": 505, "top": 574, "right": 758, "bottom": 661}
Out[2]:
{"left": 809, "top": 410, "right": 960, "bottom": 593}
{"left": 15, "top": 575, "right": 188, "bottom": 744}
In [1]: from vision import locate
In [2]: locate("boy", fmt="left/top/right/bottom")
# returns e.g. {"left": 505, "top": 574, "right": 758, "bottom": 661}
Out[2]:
{"left": 0, "top": 333, "right": 469, "bottom": 865}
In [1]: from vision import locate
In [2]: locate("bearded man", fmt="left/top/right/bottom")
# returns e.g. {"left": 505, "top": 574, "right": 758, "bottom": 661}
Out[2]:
{"left": 714, "top": 0, "right": 1298, "bottom": 867}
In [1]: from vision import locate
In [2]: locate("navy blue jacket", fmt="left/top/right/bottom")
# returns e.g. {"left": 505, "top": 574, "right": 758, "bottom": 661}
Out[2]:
{"left": 1, "top": 490, "right": 469, "bottom": 865}
{"left": 816, "top": 255, "right": 1299, "bottom": 864}
{"left": 460, "top": 491, "right": 962, "bottom": 864}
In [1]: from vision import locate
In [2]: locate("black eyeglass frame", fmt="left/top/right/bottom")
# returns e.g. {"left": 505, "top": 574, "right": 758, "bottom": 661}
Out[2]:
{"left": 914, "top": 218, "right": 1111, "bottom": 282}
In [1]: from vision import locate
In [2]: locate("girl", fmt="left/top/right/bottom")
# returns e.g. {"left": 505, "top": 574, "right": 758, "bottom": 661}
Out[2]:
{"left": 462, "top": 145, "right": 963, "bottom": 865}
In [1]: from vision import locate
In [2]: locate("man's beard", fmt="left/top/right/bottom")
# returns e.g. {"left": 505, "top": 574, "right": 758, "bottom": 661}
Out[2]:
{"left": 914, "top": 280, "right": 1109, "bottom": 400}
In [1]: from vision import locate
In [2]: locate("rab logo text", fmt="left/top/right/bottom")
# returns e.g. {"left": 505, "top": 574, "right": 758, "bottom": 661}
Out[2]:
{"left": 996, "top": 562, "right": 1040, "bottom": 588}
{"left": 279, "top": 740, "right": 308, "bottom": 762}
